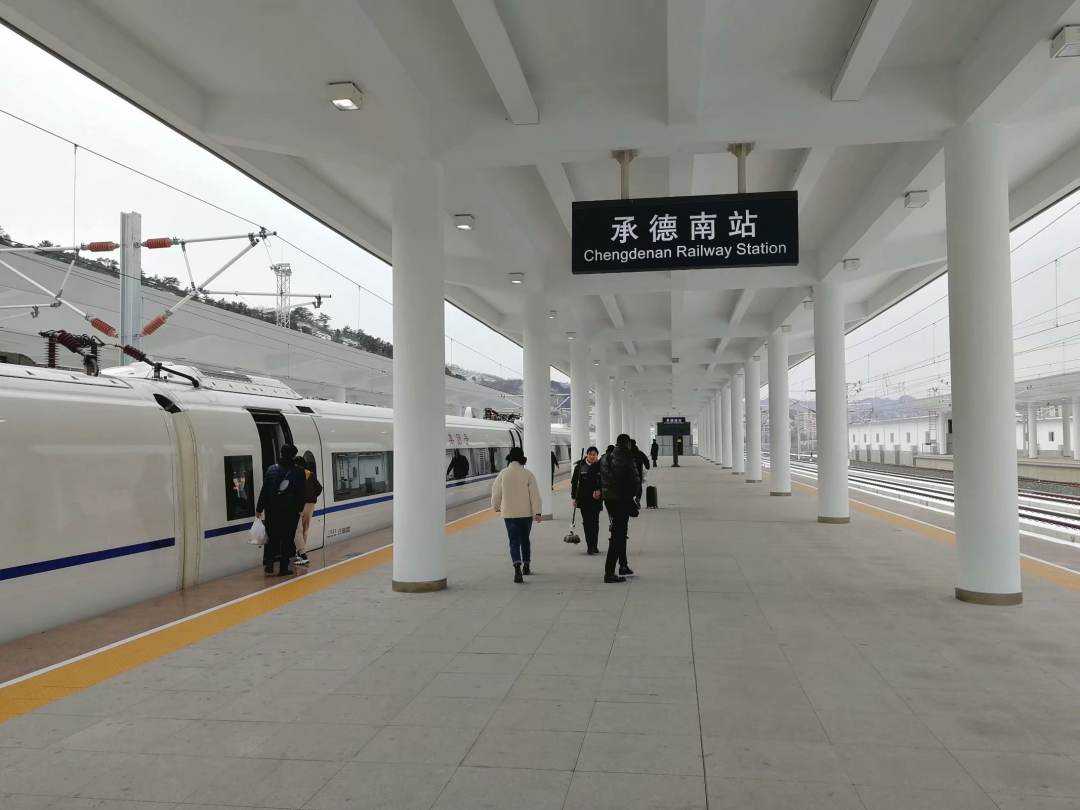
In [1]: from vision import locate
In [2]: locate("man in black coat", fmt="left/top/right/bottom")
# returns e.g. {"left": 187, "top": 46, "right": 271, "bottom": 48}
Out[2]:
{"left": 571, "top": 446, "right": 604, "bottom": 555}
{"left": 650, "top": 438, "right": 659, "bottom": 467}
{"left": 600, "top": 434, "right": 641, "bottom": 583}
{"left": 446, "top": 449, "right": 470, "bottom": 481}
{"left": 256, "top": 444, "right": 306, "bottom": 576}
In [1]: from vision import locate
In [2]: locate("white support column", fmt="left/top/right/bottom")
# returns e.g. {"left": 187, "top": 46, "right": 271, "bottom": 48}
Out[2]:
{"left": 595, "top": 372, "right": 610, "bottom": 453}
{"left": 606, "top": 379, "right": 617, "bottom": 446}
{"left": 570, "top": 336, "right": 590, "bottom": 460}
{"left": 1061, "top": 401, "right": 1070, "bottom": 457}
{"left": 707, "top": 400, "right": 715, "bottom": 460}
{"left": 813, "top": 277, "right": 850, "bottom": 523}
{"left": 1027, "top": 404, "right": 1039, "bottom": 459}
{"left": 768, "top": 326, "right": 792, "bottom": 495}
{"left": 745, "top": 356, "right": 762, "bottom": 483}
{"left": 391, "top": 161, "right": 447, "bottom": 593}
{"left": 938, "top": 411, "right": 949, "bottom": 455}
{"left": 1073, "top": 396, "right": 1080, "bottom": 461}
{"left": 615, "top": 386, "right": 625, "bottom": 438}
{"left": 721, "top": 385, "right": 733, "bottom": 468}
{"left": 945, "top": 120, "right": 1021, "bottom": 605}
{"left": 714, "top": 393, "right": 723, "bottom": 465}
{"left": 523, "top": 291, "right": 553, "bottom": 518}
{"left": 699, "top": 404, "right": 708, "bottom": 460}
{"left": 732, "top": 371, "right": 746, "bottom": 474}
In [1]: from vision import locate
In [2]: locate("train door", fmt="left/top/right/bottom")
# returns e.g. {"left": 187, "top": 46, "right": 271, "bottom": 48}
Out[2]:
{"left": 284, "top": 410, "right": 326, "bottom": 552}
{"left": 249, "top": 409, "right": 290, "bottom": 473}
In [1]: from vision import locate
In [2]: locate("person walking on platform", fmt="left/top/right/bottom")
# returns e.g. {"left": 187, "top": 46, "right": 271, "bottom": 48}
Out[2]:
{"left": 491, "top": 447, "right": 542, "bottom": 583}
{"left": 571, "top": 446, "right": 604, "bottom": 555}
{"left": 650, "top": 438, "right": 659, "bottom": 467}
{"left": 600, "top": 434, "right": 640, "bottom": 583}
{"left": 256, "top": 444, "right": 305, "bottom": 576}
{"left": 630, "top": 438, "right": 651, "bottom": 484}
{"left": 550, "top": 450, "right": 560, "bottom": 490}
{"left": 293, "top": 452, "right": 322, "bottom": 566}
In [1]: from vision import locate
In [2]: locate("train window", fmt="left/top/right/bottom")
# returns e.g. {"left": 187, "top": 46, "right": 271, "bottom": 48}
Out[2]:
{"left": 224, "top": 455, "right": 256, "bottom": 520}
{"left": 1049, "top": 431, "right": 1055, "bottom": 443}
{"left": 491, "top": 447, "right": 512, "bottom": 471}
{"left": 947, "top": 419, "right": 952, "bottom": 434}
{"left": 332, "top": 451, "right": 391, "bottom": 500}
{"left": 445, "top": 449, "right": 471, "bottom": 481}
{"left": 470, "top": 447, "right": 493, "bottom": 477}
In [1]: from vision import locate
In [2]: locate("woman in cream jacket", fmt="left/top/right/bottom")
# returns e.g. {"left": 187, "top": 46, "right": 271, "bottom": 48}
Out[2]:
{"left": 491, "top": 447, "right": 543, "bottom": 583}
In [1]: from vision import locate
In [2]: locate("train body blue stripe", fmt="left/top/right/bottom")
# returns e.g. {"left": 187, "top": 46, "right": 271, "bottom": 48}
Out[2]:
{"left": 0, "top": 538, "right": 176, "bottom": 582}
{"left": 5, "top": 475, "right": 502, "bottom": 581}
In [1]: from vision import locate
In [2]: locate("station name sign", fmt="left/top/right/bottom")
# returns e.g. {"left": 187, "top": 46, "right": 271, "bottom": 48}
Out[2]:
{"left": 572, "top": 191, "right": 798, "bottom": 274}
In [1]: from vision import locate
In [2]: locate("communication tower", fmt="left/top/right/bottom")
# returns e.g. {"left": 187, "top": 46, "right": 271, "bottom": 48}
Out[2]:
{"left": 271, "top": 262, "right": 292, "bottom": 328}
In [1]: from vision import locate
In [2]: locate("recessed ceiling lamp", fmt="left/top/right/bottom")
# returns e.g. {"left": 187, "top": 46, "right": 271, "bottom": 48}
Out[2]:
{"left": 453, "top": 214, "right": 475, "bottom": 231}
{"left": 904, "top": 190, "right": 929, "bottom": 209}
{"left": 548, "top": 310, "right": 557, "bottom": 319}
{"left": 1051, "top": 25, "right": 1080, "bottom": 58}
{"left": 566, "top": 331, "right": 576, "bottom": 340}
{"left": 842, "top": 258, "right": 861, "bottom": 272}
{"left": 326, "top": 81, "right": 363, "bottom": 111}
{"left": 593, "top": 359, "right": 600, "bottom": 366}
{"left": 508, "top": 272, "right": 524, "bottom": 285}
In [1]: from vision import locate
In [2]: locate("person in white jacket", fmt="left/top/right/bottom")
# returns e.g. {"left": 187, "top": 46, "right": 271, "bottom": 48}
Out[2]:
{"left": 491, "top": 447, "right": 543, "bottom": 583}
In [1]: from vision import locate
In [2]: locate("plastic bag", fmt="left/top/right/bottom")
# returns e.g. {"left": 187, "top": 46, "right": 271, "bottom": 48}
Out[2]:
{"left": 248, "top": 517, "right": 268, "bottom": 546}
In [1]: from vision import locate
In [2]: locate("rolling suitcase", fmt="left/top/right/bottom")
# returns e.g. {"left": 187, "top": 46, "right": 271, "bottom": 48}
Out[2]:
{"left": 645, "top": 485, "right": 658, "bottom": 509}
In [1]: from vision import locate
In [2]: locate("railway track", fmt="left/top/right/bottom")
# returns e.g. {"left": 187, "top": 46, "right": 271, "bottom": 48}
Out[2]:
{"left": 760, "top": 454, "right": 1080, "bottom": 575}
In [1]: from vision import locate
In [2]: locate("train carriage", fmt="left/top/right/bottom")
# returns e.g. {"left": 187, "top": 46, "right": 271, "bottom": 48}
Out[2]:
{"left": 0, "top": 361, "right": 572, "bottom": 643}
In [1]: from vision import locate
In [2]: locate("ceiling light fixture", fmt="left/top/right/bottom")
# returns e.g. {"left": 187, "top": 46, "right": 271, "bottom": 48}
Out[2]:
{"left": 904, "top": 190, "right": 930, "bottom": 209}
{"left": 842, "top": 258, "right": 861, "bottom": 272}
{"left": 508, "top": 272, "right": 524, "bottom": 285}
{"left": 593, "top": 359, "right": 600, "bottom": 366}
{"left": 453, "top": 214, "right": 475, "bottom": 231}
{"left": 326, "top": 81, "right": 363, "bottom": 111}
{"left": 566, "top": 331, "right": 576, "bottom": 340}
{"left": 1051, "top": 25, "right": 1080, "bottom": 58}
{"left": 548, "top": 310, "right": 557, "bottom": 319}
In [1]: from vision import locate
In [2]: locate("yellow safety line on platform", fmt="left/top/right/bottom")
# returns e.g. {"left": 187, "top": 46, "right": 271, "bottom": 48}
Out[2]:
{"left": 790, "top": 479, "right": 1080, "bottom": 592}
{"left": 0, "top": 503, "right": 512, "bottom": 725}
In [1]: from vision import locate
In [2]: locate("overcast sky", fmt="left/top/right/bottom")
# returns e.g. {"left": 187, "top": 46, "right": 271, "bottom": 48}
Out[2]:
{"left": 786, "top": 172, "right": 1080, "bottom": 410}
{"left": 0, "top": 26, "right": 567, "bottom": 383}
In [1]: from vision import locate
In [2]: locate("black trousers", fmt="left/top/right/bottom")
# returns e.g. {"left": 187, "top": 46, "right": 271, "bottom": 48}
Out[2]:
{"left": 263, "top": 507, "right": 299, "bottom": 571}
{"left": 605, "top": 502, "right": 630, "bottom": 576}
{"left": 580, "top": 506, "right": 601, "bottom": 551}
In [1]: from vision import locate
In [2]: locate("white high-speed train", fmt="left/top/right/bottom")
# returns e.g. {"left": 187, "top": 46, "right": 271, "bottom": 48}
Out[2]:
{"left": 0, "top": 360, "right": 573, "bottom": 644}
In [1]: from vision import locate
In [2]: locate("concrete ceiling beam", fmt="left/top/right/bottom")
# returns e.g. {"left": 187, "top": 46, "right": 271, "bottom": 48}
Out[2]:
{"left": 831, "top": 0, "right": 914, "bottom": 102}
{"left": 452, "top": 0, "right": 538, "bottom": 125}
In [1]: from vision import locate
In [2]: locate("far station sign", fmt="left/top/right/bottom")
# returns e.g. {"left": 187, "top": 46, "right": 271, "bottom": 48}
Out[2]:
{"left": 572, "top": 191, "right": 798, "bottom": 274}
{"left": 657, "top": 417, "right": 691, "bottom": 437}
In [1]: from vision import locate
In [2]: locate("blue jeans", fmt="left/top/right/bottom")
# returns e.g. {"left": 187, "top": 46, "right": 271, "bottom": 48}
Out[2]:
{"left": 504, "top": 517, "right": 533, "bottom": 565}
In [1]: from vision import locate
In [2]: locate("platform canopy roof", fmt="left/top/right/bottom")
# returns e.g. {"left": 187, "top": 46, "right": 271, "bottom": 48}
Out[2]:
{"left": 4, "top": 0, "right": 1080, "bottom": 415}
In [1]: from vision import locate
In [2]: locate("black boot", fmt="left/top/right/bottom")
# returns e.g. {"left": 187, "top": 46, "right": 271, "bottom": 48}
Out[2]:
{"left": 604, "top": 573, "right": 626, "bottom": 583}
{"left": 619, "top": 566, "right": 635, "bottom": 576}
{"left": 264, "top": 564, "right": 274, "bottom": 574}
{"left": 514, "top": 564, "right": 524, "bottom": 583}
{"left": 522, "top": 562, "right": 531, "bottom": 575}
